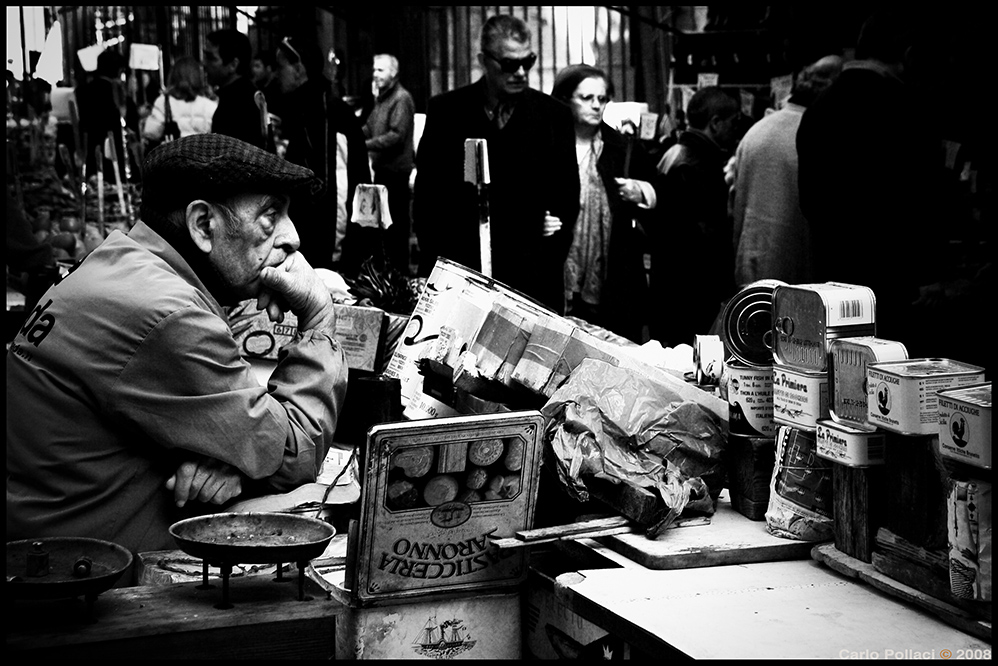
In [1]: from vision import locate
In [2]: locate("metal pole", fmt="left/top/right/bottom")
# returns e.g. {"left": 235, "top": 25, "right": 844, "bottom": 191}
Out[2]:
{"left": 19, "top": 5, "right": 30, "bottom": 117}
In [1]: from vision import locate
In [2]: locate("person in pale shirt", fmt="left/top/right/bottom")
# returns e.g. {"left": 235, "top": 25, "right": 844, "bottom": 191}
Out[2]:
{"left": 143, "top": 55, "right": 218, "bottom": 144}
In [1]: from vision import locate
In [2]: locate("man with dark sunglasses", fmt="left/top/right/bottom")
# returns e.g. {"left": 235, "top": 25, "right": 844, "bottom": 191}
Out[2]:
{"left": 413, "top": 14, "right": 579, "bottom": 314}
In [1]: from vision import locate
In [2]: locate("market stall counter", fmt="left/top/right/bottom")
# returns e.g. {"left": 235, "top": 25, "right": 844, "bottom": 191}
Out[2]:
{"left": 6, "top": 573, "right": 341, "bottom": 659}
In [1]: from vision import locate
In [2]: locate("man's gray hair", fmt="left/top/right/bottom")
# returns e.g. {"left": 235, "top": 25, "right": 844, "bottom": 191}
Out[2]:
{"left": 480, "top": 14, "right": 531, "bottom": 54}
{"left": 374, "top": 53, "right": 399, "bottom": 77}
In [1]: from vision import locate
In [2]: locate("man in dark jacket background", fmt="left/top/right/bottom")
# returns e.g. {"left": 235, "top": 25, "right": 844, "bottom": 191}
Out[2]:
{"left": 204, "top": 29, "right": 265, "bottom": 149}
{"left": 650, "top": 86, "right": 741, "bottom": 348}
{"left": 413, "top": 14, "right": 579, "bottom": 314}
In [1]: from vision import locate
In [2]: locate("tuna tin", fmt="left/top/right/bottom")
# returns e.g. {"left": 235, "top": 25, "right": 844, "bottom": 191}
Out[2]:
{"left": 829, "top": 336, "right": 909, "bottom": 430}
{"left": 721, "top": 359, "right": 776, "bottom": 437}
{"left": 772, "top": 282, "right": 877, "bottom": 372}
{"left": 937, "top": 382, "right": 991, "bottom": 470}
{"left": 722, "top": 279, "right": 786, "bottom": 367}
{"left": 815, "top": 418, "right": 886, "bottom": 466}
{"left": 867, "top": 358, "right": 986, "bottom": 436}
{"left": 773, "top": 362, "right": 829, "bottom": 431}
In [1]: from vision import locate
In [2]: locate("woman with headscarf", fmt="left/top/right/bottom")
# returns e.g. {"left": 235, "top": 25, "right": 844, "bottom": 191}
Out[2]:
{"left": 551, "top": 64, "right": 659, "bottom": 343}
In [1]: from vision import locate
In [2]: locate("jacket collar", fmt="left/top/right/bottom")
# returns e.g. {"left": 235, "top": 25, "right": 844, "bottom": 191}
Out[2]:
{"left": 126, "top": 221, "right": 226, "bottom": 319}
{"left": 376, "top": 78, "right": 399, "bottom": 102}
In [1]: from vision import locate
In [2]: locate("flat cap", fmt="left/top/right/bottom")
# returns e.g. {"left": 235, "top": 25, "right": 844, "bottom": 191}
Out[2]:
{"left": 141, "top": 133, "right": 324, "bottom": 213}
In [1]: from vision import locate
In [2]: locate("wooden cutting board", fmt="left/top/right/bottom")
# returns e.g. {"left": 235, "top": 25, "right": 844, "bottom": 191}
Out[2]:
{"left": 599, "top": 490, "right": 820, "bottom": 569}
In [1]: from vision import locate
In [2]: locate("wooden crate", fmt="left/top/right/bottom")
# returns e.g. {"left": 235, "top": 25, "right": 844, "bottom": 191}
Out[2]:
{"left": 831, "top": 462, "right": 886, "bottom": 563}
{"left": 724, "top": 435, "right": 775, "bottom": 521}
{"left": 881, "top": 433, "right": 948, "bottom": 551}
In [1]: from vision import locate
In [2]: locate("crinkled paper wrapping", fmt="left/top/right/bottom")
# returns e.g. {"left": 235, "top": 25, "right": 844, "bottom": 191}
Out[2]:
{"left": 540, "top": 358, "right": 726, "bottom": 535}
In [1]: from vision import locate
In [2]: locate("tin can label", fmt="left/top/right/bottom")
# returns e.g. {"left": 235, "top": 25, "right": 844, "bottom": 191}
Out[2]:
{"left": 722, "top": 360, "right": 775, "bottom": 437}
{"left": 773, "top": 364, "right": 829, "bottom": 431}
{"left": 829, "top": 336, "right": 908, "bottom": 429}
{"left": 938, "top": 382, "right": 991, "bottom": 470}
{"left": 867, "top": 359, "right": 986, "bottom": 436}
{"left": 815, "top": 419, "right": 886, "bottom": 466}
{"left": 772, "top": 283, "right": 876, "bottom": 372}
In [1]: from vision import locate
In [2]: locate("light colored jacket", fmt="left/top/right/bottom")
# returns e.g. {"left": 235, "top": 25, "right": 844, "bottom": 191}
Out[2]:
{"left": 143, "top": 93, "right": 218, "bottom": 141}
{"left": 730, "top": 103, "right": 813, "bottom": 289}
{"left": 7, "top": 222, "right": 347, "bottom": 555}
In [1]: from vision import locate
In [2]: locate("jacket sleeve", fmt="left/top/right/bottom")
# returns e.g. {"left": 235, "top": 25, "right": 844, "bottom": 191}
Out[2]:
{"left": 543, "top": 101, "right": 581, "bottom": 260}
{"left": 411, "top": 95, "right": 448, "bottom": 269}
{"left": 112, "top": 306, "right": 349, "bottom": 493}
{"left": 142, "top": 95, "right": 166, "bottom": 141}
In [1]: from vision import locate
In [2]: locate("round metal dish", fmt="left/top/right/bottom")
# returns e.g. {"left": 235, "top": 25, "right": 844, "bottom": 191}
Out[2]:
{"left": 7, "top": 537, "right": 133, "bottom": 601}
{"left": 169, "top": 512, "right": 335, "bottom": 565}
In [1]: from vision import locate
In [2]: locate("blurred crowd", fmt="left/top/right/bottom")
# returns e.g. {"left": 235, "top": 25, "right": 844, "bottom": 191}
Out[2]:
{"left": 7, "top": 10, "right": 992, "bottom": 372}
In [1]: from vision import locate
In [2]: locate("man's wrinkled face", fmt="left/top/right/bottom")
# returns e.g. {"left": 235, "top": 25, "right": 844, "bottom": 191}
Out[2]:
{"left": 208, "top": 192, "right": 299, "bottom": 300}
{"left": 482, "top": 37, "right": 534, "bottom": 97}
{"left": 372, "top": 56, "right": 396, "bottom": 92}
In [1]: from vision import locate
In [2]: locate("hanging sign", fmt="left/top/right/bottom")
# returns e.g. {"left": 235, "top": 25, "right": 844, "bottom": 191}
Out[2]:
{"left": 77, "top": 44, "right": 104, "bottom": 72}
{"left": 697, "top": 72, "right": 719, "bottom": 88}
{"left": 129, "top": 43, "right": 161, "bottom": 71}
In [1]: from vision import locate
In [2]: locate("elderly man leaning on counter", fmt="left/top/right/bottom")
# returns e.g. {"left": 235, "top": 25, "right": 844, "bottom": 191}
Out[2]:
{"left": 6, "top": 134, "right": 349, "bottom": 570}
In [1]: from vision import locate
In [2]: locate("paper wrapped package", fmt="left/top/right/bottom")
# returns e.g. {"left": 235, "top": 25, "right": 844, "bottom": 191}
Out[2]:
{"left": 948, "top": 478, "right": 992, "bottom": 601}
{"left": 540, "top": 358, "right": 727, "bottom": 536}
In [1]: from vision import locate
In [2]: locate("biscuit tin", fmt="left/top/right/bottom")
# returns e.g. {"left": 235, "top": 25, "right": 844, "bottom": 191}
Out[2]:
{"left": 815, "top": 418, "right": 886, "bottom": 466}
{"left": 348, "top": 410, "right": 543, "bottom": 605}
{"left": 829, "top": 336, "right": 909, "bottom": 430}
{"left": 867, "top": 359, "right": 986, "bottom": 436}
{"left": 773, "top": 362, "right": 829, "bottom": 431}
{"left": 937, "top": 382, "right": 991, "bottom": 470}
{"left": 772, "top": 282, "right": 876, "bottom": 372}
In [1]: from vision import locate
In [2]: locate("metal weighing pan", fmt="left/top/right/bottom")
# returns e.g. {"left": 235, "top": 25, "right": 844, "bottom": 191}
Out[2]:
{"left": 7, "top": 536, "right": 133, "bottom": 604}
{"left": 169, "top": 512, "right": 335, "bottom": 608}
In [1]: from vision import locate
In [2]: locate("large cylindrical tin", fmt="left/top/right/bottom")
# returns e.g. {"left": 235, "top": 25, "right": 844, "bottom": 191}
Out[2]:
{"left": 773, "top": 362, "right": 829, "bottom": 431}
{"left": 815, "top": 418, "right": 886, "bottom": 466}
{"left": 829, "top": 336, "right": 909, "bottom": 430}
{"left": 937, "top": 382, "right": 991, "bottom": 470}
{"left": 722, "top": 279, "right": 785, "bottom": 367}
{"left": 866, "top": 358, "right": 986, "bottom": 436}
{"left": 721, "top": 359, "right": 776, "bottom": 437}
{"left": 772, "top": 282, "right": 876, "bottom": 372}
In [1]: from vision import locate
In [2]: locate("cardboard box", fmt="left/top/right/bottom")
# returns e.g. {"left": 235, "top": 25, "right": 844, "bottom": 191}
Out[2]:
{"left": 542, "top": 328, "right": 621, "bottom": 397}
{"left": 385, "top": 258, "right": 554, "bottom": 420}
{"left": 511, "top": 313, "right": 577, "bottom": 394}
{"left": 346, "top": 411, "right": 544, "bottom": 605}
{"left": 385, "top": 260, "right": 496, "bottom": 420}
{"left": 525, "top": 574, "right": 634, "bottom": 660}
{"left": 229, "top": 300, "right": 387, "bottom": 372}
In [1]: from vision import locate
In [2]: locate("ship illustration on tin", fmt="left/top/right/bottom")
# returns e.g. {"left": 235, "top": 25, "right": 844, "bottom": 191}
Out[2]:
{"left": 412, "top": 614, "right": 477, "bottom": 658}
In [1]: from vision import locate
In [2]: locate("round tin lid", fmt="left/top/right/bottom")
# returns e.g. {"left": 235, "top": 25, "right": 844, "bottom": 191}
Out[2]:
{"left": 722, "top": 280, "right": 784, "bottom": 367}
